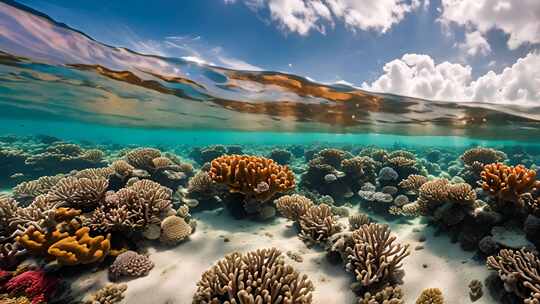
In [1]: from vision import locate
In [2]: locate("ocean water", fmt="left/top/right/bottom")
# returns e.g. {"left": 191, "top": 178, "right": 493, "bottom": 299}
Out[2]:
{"left": 1, "top": 1, "right": 540, "bottom": 304}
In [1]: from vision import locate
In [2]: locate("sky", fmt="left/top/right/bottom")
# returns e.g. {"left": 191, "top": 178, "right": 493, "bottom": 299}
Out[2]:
{"left": 14, "top": 0, "right": 540, "bottom": 104}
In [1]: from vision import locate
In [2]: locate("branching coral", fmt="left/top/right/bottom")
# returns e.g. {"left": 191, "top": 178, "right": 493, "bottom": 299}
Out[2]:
{"left": 481, "top": 163, "right": 540, "bottom": 205}
{"left": 46, "top": 177, "right": 108, "bottom": 210}
{"left": 487, "top": 248, "right": 540, "bottom": 301}
{"left": 398, "top": 175, "right": 428, "bottom": 194}
{"left": 209, "top": 155, "right": 295, "bottom": 202}
{"left": 345, "top": 223, "right": 410, "bottom": 289}
{"left": 390, "top": 179, "right": 476, "bottom": 224}
{"left": 193, "top": 248, "right": 314, "bottom": 304}
{"left": 415, "top": 288, "right": 444, "bottom": 304}
{"left": 1, "top": 195, "right": 21, "bottom": 236}
{"left": 2, "top": 269, "right": 59, "bottom": 304}
{"left": 358, "top": 285, "right": 404, "bottom": 304}
{"left": 274, "top": 194, "right": 314, "bottom": 221}
{"left": 84, "top": 283, "right": 127, "bottom": 304}
{"left": 298, "top": 204, "right": 341, "bottom": 244}
{"left": 349, "top": 213, "right": 371, "bottom": 231}
{"left": 87, "top": 180, "right": 172, "bottom": 232}
{"left": 109, "top": 250, "right": 154, "bottom": 281}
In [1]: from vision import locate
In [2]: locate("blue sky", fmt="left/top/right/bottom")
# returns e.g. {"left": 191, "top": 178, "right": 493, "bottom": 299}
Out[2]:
{"left": 14, "top": 0, "right": 540, "bottom": 103}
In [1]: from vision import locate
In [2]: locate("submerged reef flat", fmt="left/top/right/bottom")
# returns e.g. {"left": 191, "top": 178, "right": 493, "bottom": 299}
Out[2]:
{"left": 2, "top": 136, "right": 540, "bottom": 303}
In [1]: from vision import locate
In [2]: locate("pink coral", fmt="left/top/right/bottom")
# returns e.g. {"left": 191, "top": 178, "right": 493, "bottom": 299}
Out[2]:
{"left": 4, "top": 270, "right": 59, "bottom": 304}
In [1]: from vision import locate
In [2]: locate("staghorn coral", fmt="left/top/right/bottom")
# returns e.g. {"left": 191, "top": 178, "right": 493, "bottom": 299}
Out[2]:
{"left": 487, "top": 248, "right": 540, "bottom": 300}
{"left": 1, "top": 195, "right": 21, "bottom": 236}
{"left": 209, "top": 155, "right": 295, "bottom": 202}
{"left": 345, "top": 223, "right": 410, "bottom": 289}
{"left": 84, "top": 283, "right": 127, "bottom": 304}
{"left": 349, "top": 213, "right": 371, "bottom": 231}
{"left": 481, "top": 163, "right": 540, "bottom": 205}
{"left": 398, "top": 175, "right": 428, "bottom": 193}
{"left": 46, "top": 177, "right": 108, "bottom": 210}
{"left": 87, "top": 180, "right": 172, "bottom": 232}
{"left": 298, "top": 204, "right": 341, "bottom": 244}
{"left": 74, "top": 167, "right": 114, "bottom": 180}
{"left": 274, "top": 194, "right": 314, "bottom": 221}
{"left": 3, "top": 269, "right": 59, "bottom": 304}
{"left": 110, "top": 160, "right": 135, "bottom": 178}
{"left": 193, "top": 247, "right": 314, "bottom": 304}
{"left": 159, "top": 215, "right": 192, "bottom": 244}
{"left": 0, "top": 242, "right": 26, "bottom": 270}
{"left": 109, "top": 250, "right": 154, "bottom": 281}
{"left": 358, "top": 285, "right": 404, "bottom": 304}
{"left": 415, "top": 288, "right": 444, "bottom": 304}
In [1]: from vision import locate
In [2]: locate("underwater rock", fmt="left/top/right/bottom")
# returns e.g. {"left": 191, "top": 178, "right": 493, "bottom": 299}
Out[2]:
{"left": 393, "top": 194, "right": 409, "bottom": 207}
{"left": 478, "top": 236, "right": 499, "bottom": 256}
{"left": 524, "top": 215, "right": 540, "bottom": 246}
{"left": 381, "top": 185, "right": 398, "bottom": 196}
{"left": 360, "top": 182, "right": 376, "bottom": 192}
{"left": 377, "top": 167, "right": 398, "bottom": 182}
{"left": 268, "top": 149, "right": 293, "bottom": 165}
{"left": 324, "top": 173, "right": 337, "bottom": 183}
{"left": 491, "top": 226, "right": 534, "bottom": 249}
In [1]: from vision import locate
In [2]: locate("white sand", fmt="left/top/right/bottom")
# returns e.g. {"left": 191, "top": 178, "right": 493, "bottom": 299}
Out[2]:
{"left": 74, "top": 208, "right": 497, "bottom": 303}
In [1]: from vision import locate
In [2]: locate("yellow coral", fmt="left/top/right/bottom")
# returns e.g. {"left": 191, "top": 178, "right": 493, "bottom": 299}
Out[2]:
{"left": 17, "top": 224, "right": 110, "bottom": 266}
{"left": 48, "top": 227, "right": 111, "bottom": 265}
{"left": 209, "top": 155, "right": 295, "bottom": 202}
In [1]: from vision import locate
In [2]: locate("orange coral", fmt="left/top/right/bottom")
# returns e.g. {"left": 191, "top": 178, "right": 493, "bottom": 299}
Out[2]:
{"left": 209, "top": 155, "right": 295, "bottom": 202}
{"left": 481, "top": 163, "right": 540, "bottom": 203}
{"left": 17, "top": 224, "right": 110, "bottom": 266}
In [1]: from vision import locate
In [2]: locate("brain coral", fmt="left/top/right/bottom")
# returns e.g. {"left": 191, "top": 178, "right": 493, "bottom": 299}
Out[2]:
{"left": 159, "top": 215, "right": 192, "bottom": 244}
{"left": 109, "top": 251, "right": 154, "bottom": 281}
{"left": 209, "top": 155, "right": 295, "bottom": 202}
{"left": 358, "top": 285, "right": 404, "bottom": 304}
{"left": 84, "top": 283, "right": 127, "bottom": 304}
{"left": 193, "top": 247, "right": 314, "bottom": 304}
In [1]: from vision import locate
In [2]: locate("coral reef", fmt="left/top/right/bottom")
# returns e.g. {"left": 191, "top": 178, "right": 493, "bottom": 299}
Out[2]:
{"left": 415, "top": 288, "right": 444, "bottom": 304}
{"left": 298, "top": 204, "right": 341, "bottom": 244}
{"left": 109, "top": 250, "right": 154, "bottom": 281}
{"left": 192, "top": 248, "right": 314, "bottom": 304}
{"left": 1, "top": 269, "right": 59, "bottom": 304}
{"left": 358, "top": 285, "right": 404, "bottom": 304}
{"left": 459, "top": 147, "right": 507, "bottom": 185}
{"left": 46, "top": 177, "right": 108, "bottom": 210}
{"left": 274, "top": 194, "right": 314, "bottom": 221}
{"left": 345, "top": 223, "right": 410, "bottom": 290}
{"left": 487, "top": 248, "right": 540, "bottom": 301}
{"left": 84, "top": 283, "right": 127, "bottom": 304}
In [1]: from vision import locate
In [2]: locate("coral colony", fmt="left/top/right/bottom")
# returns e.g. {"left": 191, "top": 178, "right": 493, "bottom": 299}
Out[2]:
{"left": 2, "top": 139, "right": 540, "bottom": 303}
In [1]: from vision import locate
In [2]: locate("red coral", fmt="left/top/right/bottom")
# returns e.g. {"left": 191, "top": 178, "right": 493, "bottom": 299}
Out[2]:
{"left": 0, "top": 269, "right": 12, "bottom": 283}
{"left": 4, "top": 270, "right": 59, "bottom": 304}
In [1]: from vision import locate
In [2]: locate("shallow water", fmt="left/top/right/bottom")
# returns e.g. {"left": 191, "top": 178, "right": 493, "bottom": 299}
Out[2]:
{"left": 0, "top": 1, "right": 539, "bottom": 304}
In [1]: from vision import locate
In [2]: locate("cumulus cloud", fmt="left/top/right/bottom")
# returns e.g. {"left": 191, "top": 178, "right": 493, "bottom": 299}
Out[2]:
{"left": 457, "top": 30, "right": 491, "bottom": 56}
{"left": 362, "top": 52, "right": 540, "bottom": 104}
{"left": 232, "top": 0, "right": 428, "bottom": 35}
{"left": 439, "top": 0, "right": 540, "bottom": 49}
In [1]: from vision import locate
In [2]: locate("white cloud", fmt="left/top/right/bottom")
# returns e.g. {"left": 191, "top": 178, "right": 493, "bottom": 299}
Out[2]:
{"left": 181, "top": 56, "right": 209, "bottom": 65}
{"left": 362, "top": 52, "right": 540, "bottom": 104}
{"left": 457, "top": 30, "right": 491, "bottom": 56}
{"left": 236, "top": 0, "right": 427, "bottom": 35}
{"left": 439, "top": 0, "right": 540, "bottom": 49}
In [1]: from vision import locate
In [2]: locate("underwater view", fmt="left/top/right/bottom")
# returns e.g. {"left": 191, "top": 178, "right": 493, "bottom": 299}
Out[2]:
{"left": 1, "top": 0, "right": 540, "bottom": 303}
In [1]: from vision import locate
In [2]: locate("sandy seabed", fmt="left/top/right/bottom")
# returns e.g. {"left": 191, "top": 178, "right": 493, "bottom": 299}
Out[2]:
{"left": 71, "top": 208, "right": 496, "bottom": 304}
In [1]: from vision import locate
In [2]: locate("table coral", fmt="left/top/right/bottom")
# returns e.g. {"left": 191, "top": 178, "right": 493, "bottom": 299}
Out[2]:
{"left": 209, "top": 154, "right": 295, "bottom": 202}
{"left": 193, "top": 247, "right": 314, "bottom": 304}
